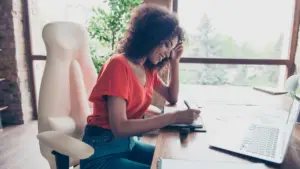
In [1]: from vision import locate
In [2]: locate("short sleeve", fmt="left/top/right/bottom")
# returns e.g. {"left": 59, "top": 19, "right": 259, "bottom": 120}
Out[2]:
{"left": 89, "top": 57, "right": 129, "bottom": 102}
{"left": 153, "top": 71, "right": 163, "bottom": 88}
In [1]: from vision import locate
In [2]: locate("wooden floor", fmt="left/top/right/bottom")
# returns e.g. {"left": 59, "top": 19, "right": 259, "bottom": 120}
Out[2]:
{"left": 0, "top": 121, "right": 49, "bottom": 169}
{"left": 0, "top": 121, "right": 157, "bottom": 169}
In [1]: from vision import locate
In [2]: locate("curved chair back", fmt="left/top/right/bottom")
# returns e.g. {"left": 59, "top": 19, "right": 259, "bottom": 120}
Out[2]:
{"left": 37, "top": 21, "right": 97, "bottom": 169}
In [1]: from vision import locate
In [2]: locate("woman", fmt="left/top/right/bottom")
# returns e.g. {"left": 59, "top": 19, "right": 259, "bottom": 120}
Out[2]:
{"left": 80, "top": 3, "right": 200, "bottom": 169}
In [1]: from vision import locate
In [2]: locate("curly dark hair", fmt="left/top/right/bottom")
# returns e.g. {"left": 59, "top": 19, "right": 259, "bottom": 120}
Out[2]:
{"left": 117, "top": 3, "right": 185, "bottom": 70}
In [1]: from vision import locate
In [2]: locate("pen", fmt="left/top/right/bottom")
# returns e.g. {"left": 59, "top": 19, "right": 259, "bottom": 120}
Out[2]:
{"left": 184, "top": 100, "right": 191, "bottom": 109}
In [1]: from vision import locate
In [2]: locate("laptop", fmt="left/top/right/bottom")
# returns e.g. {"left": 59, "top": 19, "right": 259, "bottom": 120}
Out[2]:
{"left": 208, "top": 98, "right": 300, "bottom": 164}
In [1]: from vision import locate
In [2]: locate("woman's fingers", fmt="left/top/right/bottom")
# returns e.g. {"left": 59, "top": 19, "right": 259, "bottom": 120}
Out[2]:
{"left": 175, "top": 43, "right": 183, "bottom": 51}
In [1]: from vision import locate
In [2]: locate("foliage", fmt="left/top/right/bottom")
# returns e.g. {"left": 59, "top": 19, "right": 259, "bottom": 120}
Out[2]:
{"left": 91, "top": 54, "right": 112, "bottom": 73}
{"left": 181, "top": 14, "right": 285, "bottom": 86}
{"left": 88, "top": 0, "right": 142, "bottom": 72}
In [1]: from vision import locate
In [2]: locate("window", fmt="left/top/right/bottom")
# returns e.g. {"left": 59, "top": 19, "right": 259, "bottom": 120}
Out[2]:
{"left": 175, "top": 0, "right": 299, "bottom": 86}
{"left": 27, "top": 0, "right": 106, "bottom": 113}
{"left": 177, "top": 0, "right": 295, "bottom": 60}
{"left": 33, "top": 60, "right": 45, "bottom": 104}
{"left": 28, "top": 0, "right": 105, "bottom": 56}
{"left": 179, "top": 63, "right": 286, "bottom": 87}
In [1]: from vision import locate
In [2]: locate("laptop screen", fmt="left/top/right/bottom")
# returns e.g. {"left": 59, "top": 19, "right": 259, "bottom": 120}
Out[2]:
{"left": 281, "top": 98, "right": 300, "bottom": 156}
{"left": 286, "top": 98, "right": 300, "bottom": 125}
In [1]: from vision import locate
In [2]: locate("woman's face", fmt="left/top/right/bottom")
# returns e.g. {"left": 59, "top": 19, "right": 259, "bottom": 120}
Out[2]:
{"left": 148, "top": 36, "right": 179, "bottom": 65}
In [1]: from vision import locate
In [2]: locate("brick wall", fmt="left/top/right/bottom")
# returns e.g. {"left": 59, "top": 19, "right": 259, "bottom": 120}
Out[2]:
{"left": 0, "top": 0, "right": 33, "bottom": 126}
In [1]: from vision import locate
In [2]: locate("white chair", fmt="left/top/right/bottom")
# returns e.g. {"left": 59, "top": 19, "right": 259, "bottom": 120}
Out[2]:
{"left": 36, "top": 21, "right": 97, "bottom": 169}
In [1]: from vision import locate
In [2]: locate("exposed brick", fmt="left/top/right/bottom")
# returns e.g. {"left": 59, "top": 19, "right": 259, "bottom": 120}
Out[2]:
{"left": 0, "top": 0, "right": 33, "bottom": 126}
{"left": 3, "top": 12, "right": 9, "bottom": 18}
{"left": 0, "top": 24, "right": 6, "bottom": 30}
{"left": 1, "top": 50, "right": 16, "bottom": 57}
{"left": 9, "top": 42, "right": 15, "bottom": 48}
{"left": 0, "top": 30, "right": 6, "bottom": 37}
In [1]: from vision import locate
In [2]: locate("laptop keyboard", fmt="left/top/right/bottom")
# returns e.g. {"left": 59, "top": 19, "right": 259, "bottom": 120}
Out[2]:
{"left": 240, "top": 124, "right": 279, "bottom": 158}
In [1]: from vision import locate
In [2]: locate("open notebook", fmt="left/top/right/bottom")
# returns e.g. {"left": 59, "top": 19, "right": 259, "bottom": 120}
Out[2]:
{"left": 158, "top": 158, "right": 268, "bottom": 169}
{"left": 163, "top": 102, "right": 204, "bottom": 129}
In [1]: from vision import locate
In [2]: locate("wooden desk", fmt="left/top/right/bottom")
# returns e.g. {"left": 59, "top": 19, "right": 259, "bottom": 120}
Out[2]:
{"left": 150, "top": 85, "right": 300, "bottom": 169}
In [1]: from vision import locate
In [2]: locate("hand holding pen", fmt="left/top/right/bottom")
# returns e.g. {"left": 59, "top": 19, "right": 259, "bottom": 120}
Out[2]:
{"left": 173, "top": 100, "right": 200, "bottom": 124}
{"left": 179, "top": 100, "right": 200, "bottom": 138}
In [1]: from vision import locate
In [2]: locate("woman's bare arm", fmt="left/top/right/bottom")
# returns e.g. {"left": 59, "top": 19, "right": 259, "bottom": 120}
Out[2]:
{"left": 154, "top": 60, "right": 179, "bottom": 105}
{"left": 108, "top": 96, "right": 177, "bottom": 138}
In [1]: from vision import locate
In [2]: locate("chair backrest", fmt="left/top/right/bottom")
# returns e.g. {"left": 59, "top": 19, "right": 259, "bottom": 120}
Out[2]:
{"left": 37, "top": 21, "right": 97, "bottom": 169}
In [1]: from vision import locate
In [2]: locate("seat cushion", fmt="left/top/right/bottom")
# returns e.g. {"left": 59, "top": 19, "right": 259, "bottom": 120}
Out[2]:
{"left": 74, "top": 165, "right": 80, "bottom": 169}
{"left": 48, "top": 116, "right": 76, "bottom": 135}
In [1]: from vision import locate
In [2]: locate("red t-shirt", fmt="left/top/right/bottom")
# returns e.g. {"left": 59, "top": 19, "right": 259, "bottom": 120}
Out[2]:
{"left": 87, "top": 54, "right": 162, "bottom": 129}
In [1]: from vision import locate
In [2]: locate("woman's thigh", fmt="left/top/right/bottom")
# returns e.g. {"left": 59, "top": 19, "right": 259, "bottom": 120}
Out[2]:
{"left": 80, "top": 126, "right": 135, "bottom": 168}
{"left": 103, "top": 157, "right": 150, "bottom": 169}
{"left": 128, "top": 141, "right": 155, "bottom": 165}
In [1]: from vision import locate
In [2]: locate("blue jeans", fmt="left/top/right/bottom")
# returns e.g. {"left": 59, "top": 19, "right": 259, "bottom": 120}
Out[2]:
{"left": 80, "top": 125, "right": 155, "bottom": 169}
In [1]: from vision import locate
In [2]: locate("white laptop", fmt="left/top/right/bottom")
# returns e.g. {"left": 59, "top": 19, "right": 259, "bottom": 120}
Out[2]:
{"left": 208, "top": 98, "right": 300, "bottom": 164}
